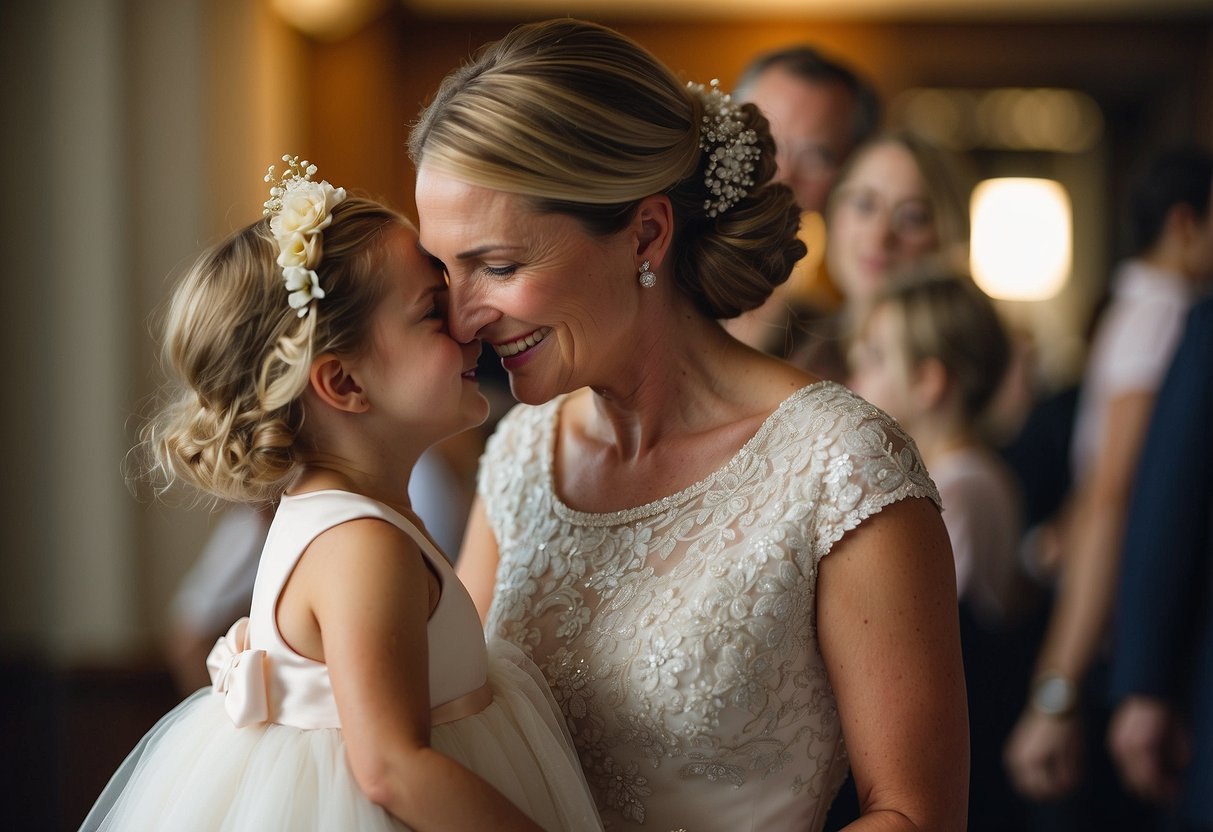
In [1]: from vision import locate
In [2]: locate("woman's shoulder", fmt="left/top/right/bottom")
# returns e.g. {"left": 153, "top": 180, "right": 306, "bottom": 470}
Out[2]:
{"left": 771, "top": 380, "right": 916, "bottom": 450}
{"left": 776, "top": 385, "right": 936, "bottom": 502}
{"left": 749, "top": 381, "right": 936, "bottom": 493}
{"left": 771, "top": 383, "right": 941, "bottom": 547}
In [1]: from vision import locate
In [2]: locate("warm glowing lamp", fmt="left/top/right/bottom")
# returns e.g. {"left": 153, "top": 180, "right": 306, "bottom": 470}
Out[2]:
{"left": 970, "top": 178, "right": 1071, "bottom": 301}
{"left": 270, "top": 0, "right": 387, "bottom": 40}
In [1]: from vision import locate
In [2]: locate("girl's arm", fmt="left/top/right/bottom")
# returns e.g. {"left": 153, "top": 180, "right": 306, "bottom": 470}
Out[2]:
{"left": 287, "top": 517, "right": 541, "bottom": 831}
{"left": 817, "top": 496, "right": 970, "bottom": 832}
{"left": 456, "top": 496, "right": 501, "bottom": 625}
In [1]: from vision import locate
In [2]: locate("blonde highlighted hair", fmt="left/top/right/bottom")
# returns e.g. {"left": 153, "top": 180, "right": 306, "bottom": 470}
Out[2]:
{"left": 875, "top": 262, "right": 1010, "bottom": 422}
{"left": 409, "top": 18, "right": 805, "bottom": 319}
{"left": 137, "top": 197, "right": 406, "bottom": 504}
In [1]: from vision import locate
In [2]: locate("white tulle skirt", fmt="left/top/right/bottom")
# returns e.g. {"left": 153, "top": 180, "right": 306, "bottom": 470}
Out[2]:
{"left": 81, "top": 640, "right": 602, "bottom": 831}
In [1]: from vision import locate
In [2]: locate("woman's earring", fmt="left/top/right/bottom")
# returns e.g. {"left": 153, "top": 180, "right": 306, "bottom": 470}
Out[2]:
{"left": 638, "top": 260, "right": 657, "bottom": 288}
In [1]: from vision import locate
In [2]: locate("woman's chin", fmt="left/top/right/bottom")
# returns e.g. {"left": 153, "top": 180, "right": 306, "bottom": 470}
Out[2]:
{"left": 508, "top": 384, "right": 552, "bottom": 406}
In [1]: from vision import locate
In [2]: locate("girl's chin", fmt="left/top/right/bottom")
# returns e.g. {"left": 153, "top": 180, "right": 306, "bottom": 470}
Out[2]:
{"left": 462, "top": 394, "right": 491, "bottom": 427}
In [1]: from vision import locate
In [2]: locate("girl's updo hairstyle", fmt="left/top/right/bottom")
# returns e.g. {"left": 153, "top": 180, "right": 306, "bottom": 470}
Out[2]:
{"left": 408, "top": 18, "right": 805, "bottom": 319}
{"left": 139, "top": 197, "right": 405, "bottom": 504}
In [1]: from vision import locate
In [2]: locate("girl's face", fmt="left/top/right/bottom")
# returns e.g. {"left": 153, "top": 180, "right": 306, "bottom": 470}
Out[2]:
{"left": 349, "top": 224, "right": 489, "bottom": 442}
{"left": 847, "top": 302, "right": 921, "bottom": 427}
{"left": 414, "top": 167, "right": 641, "bottom": 406}
{"left": 827, "top": 142, "right": 940, "bottom": 306}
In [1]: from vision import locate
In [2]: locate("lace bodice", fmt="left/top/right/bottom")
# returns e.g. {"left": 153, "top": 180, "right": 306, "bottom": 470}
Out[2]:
{"left": 480, "top": 382, "right": 939, "bottom": 831}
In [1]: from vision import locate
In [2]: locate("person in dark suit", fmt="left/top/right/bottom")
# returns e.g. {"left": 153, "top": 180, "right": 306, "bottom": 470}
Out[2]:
{"left": 1108, "top": 293, "right": 1213, "bottom": 832}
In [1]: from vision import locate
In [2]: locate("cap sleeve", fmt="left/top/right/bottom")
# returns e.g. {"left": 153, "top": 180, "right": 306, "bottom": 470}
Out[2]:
{"left": 805, "top": 390, "right": 941, "bottom": 566}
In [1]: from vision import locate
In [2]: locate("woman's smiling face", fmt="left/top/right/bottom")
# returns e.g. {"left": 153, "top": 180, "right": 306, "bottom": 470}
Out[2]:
{"left": 827, "top": 141, "right": 941, "bottom": 306}
{"left": 415, "top": 167, "right": 642, "bottom": 405}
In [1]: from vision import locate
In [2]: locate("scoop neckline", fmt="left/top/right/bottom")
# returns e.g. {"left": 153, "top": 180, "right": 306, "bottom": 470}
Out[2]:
{"left": 544, "top": 380, "right": 836, "bottom": 527}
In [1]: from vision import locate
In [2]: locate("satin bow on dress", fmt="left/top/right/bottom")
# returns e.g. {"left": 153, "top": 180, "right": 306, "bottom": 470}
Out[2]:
{"left": 206, "top": 616, "right": 270, "bottom": 727}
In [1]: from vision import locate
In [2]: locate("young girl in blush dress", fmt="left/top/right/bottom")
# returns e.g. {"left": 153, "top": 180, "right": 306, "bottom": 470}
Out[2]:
{"left": 81, "top": 157, "right": 601, "bottom": 832}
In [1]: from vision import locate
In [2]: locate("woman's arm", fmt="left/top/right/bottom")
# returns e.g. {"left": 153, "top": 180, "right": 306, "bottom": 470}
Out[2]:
{"left": 456, "top": 496, "right": 502, "bottom": 625}
{"left": 290, "top": 518, "right": 541, "bottom": 830}
{"left": 818, "top": 496, "right": 970, "bottom": 832}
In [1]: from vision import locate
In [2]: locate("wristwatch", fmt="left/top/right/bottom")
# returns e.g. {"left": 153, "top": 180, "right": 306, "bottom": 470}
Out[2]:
{"left": 1030, "top": 672, "right": 1078, "bottom": 717}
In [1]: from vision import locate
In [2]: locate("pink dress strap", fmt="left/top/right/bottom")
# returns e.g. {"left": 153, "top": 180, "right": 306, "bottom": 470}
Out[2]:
{"left": 430, "top": 683, "right": 493, "bottom": 726}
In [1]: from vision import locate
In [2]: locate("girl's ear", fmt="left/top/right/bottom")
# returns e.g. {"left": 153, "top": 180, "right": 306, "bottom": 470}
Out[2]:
{"left": 309, "top": 353, "right": 368, "bottom": 413}
{"left": 633, "top": 194, "right": 674, "bottom": 272}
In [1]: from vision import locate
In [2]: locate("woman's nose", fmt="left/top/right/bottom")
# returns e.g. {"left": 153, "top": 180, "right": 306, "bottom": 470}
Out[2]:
{"left": 446, "top": 277, "right": 498, "bottom": 344}
{"left": 873, "top": 210, "right": 898, "bottom": 247}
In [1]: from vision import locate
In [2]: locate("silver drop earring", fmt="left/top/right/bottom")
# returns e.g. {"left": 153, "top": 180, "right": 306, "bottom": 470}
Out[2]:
{"left": 638, "top": 260, "right": 657, "bottom": 288}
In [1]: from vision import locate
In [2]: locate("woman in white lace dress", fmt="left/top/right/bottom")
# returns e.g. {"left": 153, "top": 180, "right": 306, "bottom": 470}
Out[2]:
{"left": 410, "top": 20, "right": 968, "bottom": 831}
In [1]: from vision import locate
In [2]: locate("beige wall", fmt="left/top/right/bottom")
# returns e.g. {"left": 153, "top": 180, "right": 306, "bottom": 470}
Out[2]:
{"left": 1, "top": 0, "right": 140, "bottom": 662}
{"left": 0, "top": 0, "right": 303, "bottom": 663}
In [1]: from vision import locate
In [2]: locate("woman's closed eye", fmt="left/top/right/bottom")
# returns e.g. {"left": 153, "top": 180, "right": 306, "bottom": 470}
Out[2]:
{"left": 481, "top": 263, "right": 518, "bottom": 279}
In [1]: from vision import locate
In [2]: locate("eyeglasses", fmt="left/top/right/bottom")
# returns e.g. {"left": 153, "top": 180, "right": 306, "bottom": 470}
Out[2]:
{"left": 831, "top": 186, "right": 937, "bottom": 239}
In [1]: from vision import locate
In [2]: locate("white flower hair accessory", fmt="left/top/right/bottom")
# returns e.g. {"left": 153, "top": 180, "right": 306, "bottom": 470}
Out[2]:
{"left": 262, "top": 155, "right": 347, "bottom": 317}
{"left": 686, "top": 80, "right": 761, "bottom": 218}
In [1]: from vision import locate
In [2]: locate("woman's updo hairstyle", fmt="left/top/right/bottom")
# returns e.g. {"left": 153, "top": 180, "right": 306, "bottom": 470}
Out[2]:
{"left": 139, "top": 197, "right": 404, "bottom": 504}
{"left": 409, "top": 18, "right": 805, "bottom": 319}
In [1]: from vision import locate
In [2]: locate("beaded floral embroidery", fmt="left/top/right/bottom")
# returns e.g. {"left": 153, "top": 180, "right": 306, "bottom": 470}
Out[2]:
{"left": 480, "top": 383, "right": 940, "bottom": 827}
